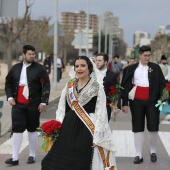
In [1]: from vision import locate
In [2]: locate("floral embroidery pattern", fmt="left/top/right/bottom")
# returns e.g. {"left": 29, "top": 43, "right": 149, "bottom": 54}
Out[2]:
{"left": 148, "top": 67, "right": 153, "bottom": 73}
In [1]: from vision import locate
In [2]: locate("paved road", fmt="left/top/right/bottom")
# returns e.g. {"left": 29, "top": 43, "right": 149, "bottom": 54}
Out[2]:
{"left": 0, "top": 100, "right": 170, "bottom": 170}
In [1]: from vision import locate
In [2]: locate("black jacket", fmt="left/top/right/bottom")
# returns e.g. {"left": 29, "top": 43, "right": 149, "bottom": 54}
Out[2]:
{"left": 5, "top": 61, "right": 50, "bottom": 104}
{"left": 103, "top": 70, "right": 117, "bottom": 103}
{"left": 121, "top": 62, "right": 166, "bottom": 106}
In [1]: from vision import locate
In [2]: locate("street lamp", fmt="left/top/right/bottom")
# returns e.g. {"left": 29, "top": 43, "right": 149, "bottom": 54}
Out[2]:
{"left": 86, "top": 0, "right": 90, "bottom": 57}
{"left": 98, "top": 15, "right": 101, "bottom": 53}
{"left": 104, "top": 16, "right": 114, "bottom": 53}
{"left": 53, "top": 0, "right": 58, "bottom": 88}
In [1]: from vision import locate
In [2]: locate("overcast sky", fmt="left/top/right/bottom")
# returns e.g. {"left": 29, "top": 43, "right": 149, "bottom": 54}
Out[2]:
{"left": 18, "top": 0, "right": 170, "bottom": 47}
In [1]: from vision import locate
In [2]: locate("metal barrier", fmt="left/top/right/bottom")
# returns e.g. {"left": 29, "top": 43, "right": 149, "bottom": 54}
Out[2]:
{"left": 0, "top": 100, "right": 3, "bottom": 136}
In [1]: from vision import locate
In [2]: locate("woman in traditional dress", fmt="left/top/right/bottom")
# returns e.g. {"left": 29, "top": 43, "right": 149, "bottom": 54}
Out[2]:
{"left": 41, "top": 56, "right": 117, "bottom": 170}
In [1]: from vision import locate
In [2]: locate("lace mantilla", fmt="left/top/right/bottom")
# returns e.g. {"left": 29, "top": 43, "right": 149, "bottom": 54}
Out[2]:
{"left": 67, "top": 78, "right": 99, "bottom": 108}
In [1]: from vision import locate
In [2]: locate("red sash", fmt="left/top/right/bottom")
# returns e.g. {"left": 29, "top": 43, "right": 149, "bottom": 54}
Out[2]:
{"left": 133, "top": 84, "right": 149, "bottom": 100}
{"left": 16, "top": 86, "right": 29, "bottom": 104}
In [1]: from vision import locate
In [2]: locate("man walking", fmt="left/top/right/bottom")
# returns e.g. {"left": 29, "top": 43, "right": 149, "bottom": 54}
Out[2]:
{"left": 108, "top": 54, "right": 123, "bottom": 82}
{"left": 159, "top": 55, "right": 169, "bottom": 80}
{"left": 121, "top": 45, "right": 165, "bottom": 164}
{"left": 5, "top": 45, "right": 50, "bottom": 165}
{"left": 96, "top": 53, "right": 117, "bottom": 121}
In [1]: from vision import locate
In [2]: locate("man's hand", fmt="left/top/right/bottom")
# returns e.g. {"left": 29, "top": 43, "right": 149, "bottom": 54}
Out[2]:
{"left": 113, "top": 109, "right": 120, "bottom": 116}
{"left": 122, "top": 106, "right": 129, "bottom": 113}
{"left": 8, "top": 99, "right": 16, "bottom": 106}
{"left": 38, "top": 104, "right": 46, "bottom": 113}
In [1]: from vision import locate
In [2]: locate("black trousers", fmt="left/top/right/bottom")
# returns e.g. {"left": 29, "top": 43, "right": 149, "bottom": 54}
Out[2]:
{"left": 107, "top": 106, "right": 111, "bottom": 122}
{"left": 12, "top": 101, "right": 41, "bottom": 132}
{"left": 129, "top": 99, "right": 160, "bottom": 132}
{"left": 57, "top": 68, "right": 61, "bottom": 82}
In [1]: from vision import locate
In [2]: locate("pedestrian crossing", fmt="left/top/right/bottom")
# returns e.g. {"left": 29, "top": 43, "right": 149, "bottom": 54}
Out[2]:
{"left": 0, "top": 129, "right": 170, "bottom": 158}
{"left": 158, "top": 132, "right": 170, "bottom": 157}
{"left": 0, "top": 131, "right": 28, "bottom": 154}
{"left": 160, "top": 114, "right": 170, "bottom": 124}
{"left": 0, "top": 115, "right": 169, "bottom": 155}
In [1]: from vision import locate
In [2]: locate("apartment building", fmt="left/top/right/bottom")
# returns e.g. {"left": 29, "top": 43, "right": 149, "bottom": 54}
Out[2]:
{"left": 60, "top": 11, "right": 98, "bottom": 36}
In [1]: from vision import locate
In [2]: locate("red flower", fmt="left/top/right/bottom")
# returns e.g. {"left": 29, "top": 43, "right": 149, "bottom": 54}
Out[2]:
{"left": 166, "top": 83, "right": 170, "bottom": 92}
{"left": 107, "top": 84, "right": 122, "bottom": 106}
{"left": 41, "top": 120, "right": 61, "bottom": 134}
{"left": 38, "top": 119, "right": 62, "bottom": 139}
{"left": 37, "top": 120, "right": 62, "bottom": 152}
{"left": 109, "top": 85, "right": 115, "bottom": 90}
{"left": 106, "top": 102, "right": 110, "bottom": 106}
{"left": 40, "top": 78, "right": 44, "bottom": 83}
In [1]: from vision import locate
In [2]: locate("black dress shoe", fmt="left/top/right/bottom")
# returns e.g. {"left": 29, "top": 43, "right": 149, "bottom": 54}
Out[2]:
{"left": 150, "top": 153, "right": 157, "bottom": 162}
{"left": 134, "top": 156, "right": 143, "bottom": 164}
{"left": 27, "top": 156, "right": 35, "bottom": 164}
{"left": 5, "top": 158, "right": 19, "bottom": 165}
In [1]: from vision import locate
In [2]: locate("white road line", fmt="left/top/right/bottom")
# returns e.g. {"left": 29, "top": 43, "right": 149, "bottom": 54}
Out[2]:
{"left": 158, "top": 132, "right": 170, "bottom": 157}
{"left": 0, "top": 130, "right": 136, "bottom": 157}
{"left": 113, "top": 130, "right": 135, "bottom": 157}
{"left": 0, "top": 131, "right": 28, "bottom": 154}
{"left": 161, "top": 115, "right": 170, "bottom": 124}
{"left": 0, "top": 130, "right": 170, "bottom": 159}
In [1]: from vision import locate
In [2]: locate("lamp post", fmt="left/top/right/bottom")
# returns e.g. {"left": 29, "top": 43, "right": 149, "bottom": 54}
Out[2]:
{"left": 104, "top": 16, "right": 113, "bottom": 53}
{"left": 98, "top": 15, "right": 101, "bottom": 53}
{"left": 104, "top": 27, "right": 108, "bottom": 53}
{"left": 86, "top": 0, "right": 89, "bottom": 57}
{"left": 53, "top": 0, "right": 58, "bottom": 88}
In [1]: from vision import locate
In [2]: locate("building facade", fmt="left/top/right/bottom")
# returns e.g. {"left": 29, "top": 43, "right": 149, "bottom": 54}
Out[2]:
{"left": 60, "top": 11, "right": 98, "bottom": 36}
{"left": 133, "top": 31, "right": 150, "bottom": 47}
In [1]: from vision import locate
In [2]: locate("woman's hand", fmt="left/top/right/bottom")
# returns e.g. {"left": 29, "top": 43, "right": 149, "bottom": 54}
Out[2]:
{"left": 122, "top": 106, "right": 129, "bottom": 113}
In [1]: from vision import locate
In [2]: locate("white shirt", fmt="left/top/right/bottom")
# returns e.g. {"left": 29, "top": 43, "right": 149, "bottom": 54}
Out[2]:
{"left": 133, "top": 63, "right": 149, "bottom": 87}
{"left": 19, "top": 62, "right": 31, "bottom": 86}
{"left": 100, "top": 67, "right": 107, "bottom": 80}
{"left": 8, "top": 62, "right": 31, "bottom": 101}
{"left": 57, "top": 58, "right": 62, "bottom": 68}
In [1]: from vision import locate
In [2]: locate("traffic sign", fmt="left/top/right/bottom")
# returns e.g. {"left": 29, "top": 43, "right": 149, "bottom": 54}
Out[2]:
{"left": 0, "top": 0, "right": 18, "bottom": 17}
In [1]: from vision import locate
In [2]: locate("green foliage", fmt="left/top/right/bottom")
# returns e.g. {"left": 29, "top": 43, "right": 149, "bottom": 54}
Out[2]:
{"left": 160, "top": 87, "right": 169, "bottom": 102}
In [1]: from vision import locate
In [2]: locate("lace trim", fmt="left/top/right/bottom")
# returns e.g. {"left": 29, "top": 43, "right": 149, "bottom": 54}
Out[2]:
{"left": 67, "top": 78, "right": 99, "bottom": 108}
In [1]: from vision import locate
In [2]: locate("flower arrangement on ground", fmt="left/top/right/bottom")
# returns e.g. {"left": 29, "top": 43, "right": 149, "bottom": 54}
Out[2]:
{"left": 107, "top": 84, "right": 123, "bottom": 121}
{"left": 155, "top": 83, "right": 170, "bottom": 112}
{"left": 37, "top": 120, "right": 62, "bottom": 152}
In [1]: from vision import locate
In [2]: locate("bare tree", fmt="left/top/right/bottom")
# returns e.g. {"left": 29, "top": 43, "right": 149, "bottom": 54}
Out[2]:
{"left": 0, "top": 0, "right": 34, "bottom": 71}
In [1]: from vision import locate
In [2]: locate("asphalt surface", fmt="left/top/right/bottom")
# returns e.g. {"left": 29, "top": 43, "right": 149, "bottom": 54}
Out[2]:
{"left": 0, "top": 99, "right": 170, "bottom": 170}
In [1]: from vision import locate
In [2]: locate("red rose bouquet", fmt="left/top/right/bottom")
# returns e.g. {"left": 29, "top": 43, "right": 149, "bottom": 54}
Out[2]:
{"left": 37, "top": 120, "right": 62, "bottom": 152}
{"left": 107, "top": 84, "right": 123, "bottom": 121}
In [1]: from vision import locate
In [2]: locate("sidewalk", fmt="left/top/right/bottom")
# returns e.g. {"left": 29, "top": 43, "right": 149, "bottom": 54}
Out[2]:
{"left": 0, "top": 65, "right": 72, "bottom": 136}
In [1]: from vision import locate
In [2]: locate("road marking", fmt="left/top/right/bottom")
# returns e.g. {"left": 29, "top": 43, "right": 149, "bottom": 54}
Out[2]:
{"left": 113, "top": 130, "right": 135, "bottom": 157}
{"left": 0, "top": 130, "right": 170, "bottom": 159}
{"left": 161, "top": 115, "right": 170, "bottom": 124}
{"left": 0, "top": 130, "right": 136, "bottom": 157}
{"left": 158, "top": 132, "right": 170, "bottom": 157}
{"left": 0, "top": 131, "right": 28, "bottom": 154}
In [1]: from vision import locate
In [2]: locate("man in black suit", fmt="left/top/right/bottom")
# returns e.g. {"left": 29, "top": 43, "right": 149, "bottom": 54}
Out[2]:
{"left": 121, "top": 45, "right": 165, "bottom": 164}
{"left": 96, "top": 53, "right": 117, "bottom": 121}
{"left": 5, "top": 45, "right": 50, "bottom": 165}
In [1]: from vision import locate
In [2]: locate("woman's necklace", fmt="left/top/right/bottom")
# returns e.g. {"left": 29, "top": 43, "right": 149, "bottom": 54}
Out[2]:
{"left": 76, "top": 78, "right": 91, "bottom": 93}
